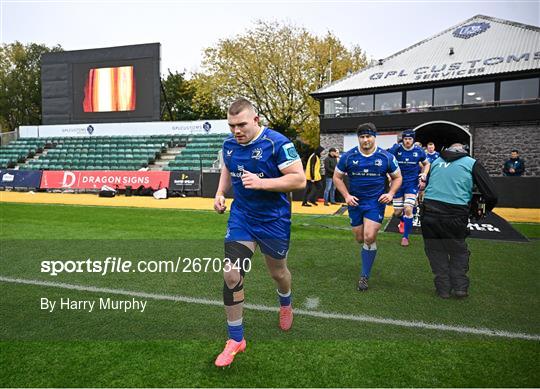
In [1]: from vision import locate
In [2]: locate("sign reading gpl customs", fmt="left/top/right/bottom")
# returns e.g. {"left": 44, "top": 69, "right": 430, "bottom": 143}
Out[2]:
{"left": 369, "top": 51, "right": 540, "bottom": 82}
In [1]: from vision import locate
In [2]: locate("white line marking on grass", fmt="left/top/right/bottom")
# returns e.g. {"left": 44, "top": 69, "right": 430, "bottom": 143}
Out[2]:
{"left": 1, "top": 275, "right": 539, "bottom": 342}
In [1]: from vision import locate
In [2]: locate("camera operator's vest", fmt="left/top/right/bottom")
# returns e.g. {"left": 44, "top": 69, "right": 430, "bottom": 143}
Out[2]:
{"left": 424, "top": 156, "right": 475, "bottom": 206}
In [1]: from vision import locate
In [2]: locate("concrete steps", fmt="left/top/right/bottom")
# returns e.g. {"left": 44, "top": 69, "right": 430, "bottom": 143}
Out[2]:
{"left": 148, "top": 147, "right": 183, "bottom": 171}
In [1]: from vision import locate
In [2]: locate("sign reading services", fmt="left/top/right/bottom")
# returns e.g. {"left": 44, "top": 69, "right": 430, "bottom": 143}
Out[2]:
{"left": 368, "top": 51, "right": 540, "bottom": 82}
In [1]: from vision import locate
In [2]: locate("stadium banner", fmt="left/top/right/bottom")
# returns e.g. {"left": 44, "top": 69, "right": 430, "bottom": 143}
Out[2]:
{"left": 40, "top": 170, "right": 170, "bottom": 190}
{"left": 169, "top": 171, "right": 201, "bottom": 192}
{"left": 0, "top": 169, "right": 43, "bottom": 188}
{"left": 384, "top": 213, "right": 529, "bottom": 242}
{"left": 19, "top": 119, "right": 229, "bottom": 138}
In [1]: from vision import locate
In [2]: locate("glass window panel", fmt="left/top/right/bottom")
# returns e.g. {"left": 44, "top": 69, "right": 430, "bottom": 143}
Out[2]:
{"left": 463, "top": 82, "right": 495, "bottom": 104}
{"left": 348, "top": 95, "right": 373, "bottom": 113}
{"left": 375, "top": 92, "right": 402, "bottom": 111}
{"left": 324, "top": 97, "right": 348, "bottom": 115}
{"left": 434, "top": 86, "right": 462, "bottom": 106}
{"left": 406, "top": 89, "right": 432, "bottom": 111}
{"left": 500, "top": 78, "right": 539, "bottom": 101}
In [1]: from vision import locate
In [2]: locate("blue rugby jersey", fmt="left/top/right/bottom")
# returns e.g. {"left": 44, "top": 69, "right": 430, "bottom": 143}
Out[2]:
{"left": 387, "top": 143, "right": 427, "bottom": 185}
{"left": 426, "top": 151, "right": 440, "bottom": 164}
{"left": 336, "top": 146, "right": 400, "bottom": 201}
{"left": 222, "top": 127, "right": 301, "bottom": 221}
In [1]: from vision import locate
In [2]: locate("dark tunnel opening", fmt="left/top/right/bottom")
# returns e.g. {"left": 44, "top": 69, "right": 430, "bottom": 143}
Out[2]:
{"left": 413, "top": 121, "right": 471, "bottom": 152}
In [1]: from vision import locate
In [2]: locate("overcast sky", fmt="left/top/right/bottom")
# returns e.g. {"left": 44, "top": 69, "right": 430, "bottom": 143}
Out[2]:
{"left": 2, "top": 0, "right": 539, "bottom": 75}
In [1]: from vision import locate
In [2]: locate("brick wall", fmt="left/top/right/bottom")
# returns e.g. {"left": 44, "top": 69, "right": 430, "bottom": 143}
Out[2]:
{"left": 321, "top": 125, "right": 539, "bottom": 177}
{"left": 472, "top": 125, "right": 540, "bottom": 176}
{"left": 320, "top": 133, "right": 346, "bottom": 158}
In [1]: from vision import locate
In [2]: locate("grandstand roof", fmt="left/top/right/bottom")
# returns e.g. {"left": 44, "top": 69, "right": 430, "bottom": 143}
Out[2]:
{"left": 312, "top": 15, "right": 540, "bottom": 96}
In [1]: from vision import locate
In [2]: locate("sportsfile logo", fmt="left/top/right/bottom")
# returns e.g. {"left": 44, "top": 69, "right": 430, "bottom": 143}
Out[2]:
{"left": 40, "top": 256, "right": 252, "bottom": 276}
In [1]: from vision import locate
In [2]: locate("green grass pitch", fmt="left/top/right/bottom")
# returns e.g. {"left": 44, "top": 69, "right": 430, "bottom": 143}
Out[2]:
{"left": 0, "top": 202, "right": 539, "bottom": 387}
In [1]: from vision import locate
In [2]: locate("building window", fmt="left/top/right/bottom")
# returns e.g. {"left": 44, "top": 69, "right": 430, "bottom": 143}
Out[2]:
{"left": 324, "top": 97, "right": 348, "bottom": 115}
{"left": 500, "top": 78, "right": 540, "bottom": 102}
{"left": 464, "top": 82, "right": 495, "bottom": 104}
{"left": 434, "top": 85, "right": 462, "bottom": 107}
{"left": 406, "top": 89, "right": 432, "bottom": 111}
{"left": 348, "top": 95, "right": 373, "bottom": 113}
{"left": 375, "top": 92, "right": 402, "bottom": 111}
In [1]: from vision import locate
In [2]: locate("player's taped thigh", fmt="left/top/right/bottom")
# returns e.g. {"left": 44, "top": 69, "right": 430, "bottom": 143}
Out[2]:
{"left": 392, "top": 197, "right": 404, "bottom": 210}
{"left": 223, "top": 241, "right": 254, "bottom": 306}
{"left": 404, "top": 195, "right": 417, "bottom": 208}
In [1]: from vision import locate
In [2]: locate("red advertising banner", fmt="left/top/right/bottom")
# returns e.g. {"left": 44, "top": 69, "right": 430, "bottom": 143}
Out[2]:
{"left": 40, "top": 170, "right": 170, "bottom": 190}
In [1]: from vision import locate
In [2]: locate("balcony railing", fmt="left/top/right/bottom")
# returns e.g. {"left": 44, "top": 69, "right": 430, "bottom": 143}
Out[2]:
{"left": 320, "top": 98, "right": 540, "bottom": 119}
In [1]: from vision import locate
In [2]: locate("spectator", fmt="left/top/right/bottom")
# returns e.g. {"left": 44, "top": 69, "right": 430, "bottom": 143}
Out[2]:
{"left": 503, "top": 150, "right": 525, "bottom": 176}
{"left": 302, "top": 146, "right": 324, "bottom": 207}
{"left": 425, "top": 142, "right": 440, "bottom": 164}
{"left": 323, "top": 148, "right": 339, "bottom": 206}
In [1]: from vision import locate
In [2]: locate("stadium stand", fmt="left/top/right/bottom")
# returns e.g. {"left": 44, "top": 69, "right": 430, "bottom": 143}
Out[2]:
{"left": 165, "top": 134, "right": 226, "bottom": 171}
{"left": 0, "top": 138, "right": 46, "bottom": 168}
{"left": 1, "top": 133, "right": 228, "bottom": 171}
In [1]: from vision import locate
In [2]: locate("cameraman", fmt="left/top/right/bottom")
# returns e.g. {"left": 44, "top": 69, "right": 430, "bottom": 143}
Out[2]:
{"left": 421, "top": 143, "right": 497, "bottom": 299}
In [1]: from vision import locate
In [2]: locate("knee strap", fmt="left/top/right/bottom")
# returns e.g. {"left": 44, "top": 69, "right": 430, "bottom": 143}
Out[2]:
{"left": 223, "top": 278, "right": 244, "bottom": 306}
{"left": 223, "top": 241, "right": 254, "bottom": 306}
{"left": 225, "top": 241, "right": 254, "bottom": 277}
{"left": 404, "top": 197, "right": 417, "bottom": 208}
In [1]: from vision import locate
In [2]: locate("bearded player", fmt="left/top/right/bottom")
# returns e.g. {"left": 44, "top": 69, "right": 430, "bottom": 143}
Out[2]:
{"left": 334, "top": 123, "right": 402, "bottom": 292}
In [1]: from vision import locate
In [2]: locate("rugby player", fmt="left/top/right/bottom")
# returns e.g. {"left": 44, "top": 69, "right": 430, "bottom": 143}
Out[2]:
{"left": 213, "top": 98, "right": 305, "bottom": 367}
{"left": 418, "top": 142, "right": 439, "bottom": 203}
{"left": 388, "top": 130, "right": 430, "bottom": 247}
{"left": 333, "top": 123, "right": 402, "bottom": 292}
{"left": 426, "top": 142, "right": 440, "bottom": 164}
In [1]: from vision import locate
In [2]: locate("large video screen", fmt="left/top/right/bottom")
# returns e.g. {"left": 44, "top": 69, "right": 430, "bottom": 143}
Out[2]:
{"left": 72, "top": 56, "right": 156, "bottom": 121}
{"left": 83, "top": 66, "right": 136, "bottom": 112}
{"left": 41, "top": 43, "right": 160, "bottom": 124}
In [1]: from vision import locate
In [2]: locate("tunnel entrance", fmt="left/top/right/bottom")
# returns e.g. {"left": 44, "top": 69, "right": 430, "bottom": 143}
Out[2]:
{"left": 413, "top": 121, "right": 472, "bottom": 154}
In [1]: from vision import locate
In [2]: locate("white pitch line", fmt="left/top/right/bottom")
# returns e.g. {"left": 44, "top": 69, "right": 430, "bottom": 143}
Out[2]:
{"left": 1, "top": 275, "right": 539, "bottom": 342}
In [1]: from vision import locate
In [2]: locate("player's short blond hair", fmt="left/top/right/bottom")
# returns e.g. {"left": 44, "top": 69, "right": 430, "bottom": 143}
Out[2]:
{"left": 228, "top": 98, "right": 257, "bottom": 116}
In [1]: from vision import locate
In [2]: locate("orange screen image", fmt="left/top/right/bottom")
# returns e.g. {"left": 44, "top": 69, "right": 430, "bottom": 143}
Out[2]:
{"left": 83, "top": 66, "right": 136, "bottom": 112}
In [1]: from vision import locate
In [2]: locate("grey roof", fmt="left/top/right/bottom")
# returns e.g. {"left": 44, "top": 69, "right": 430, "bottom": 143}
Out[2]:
{"left": 312, "top": 15, "right": 540, "bottom": 96}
